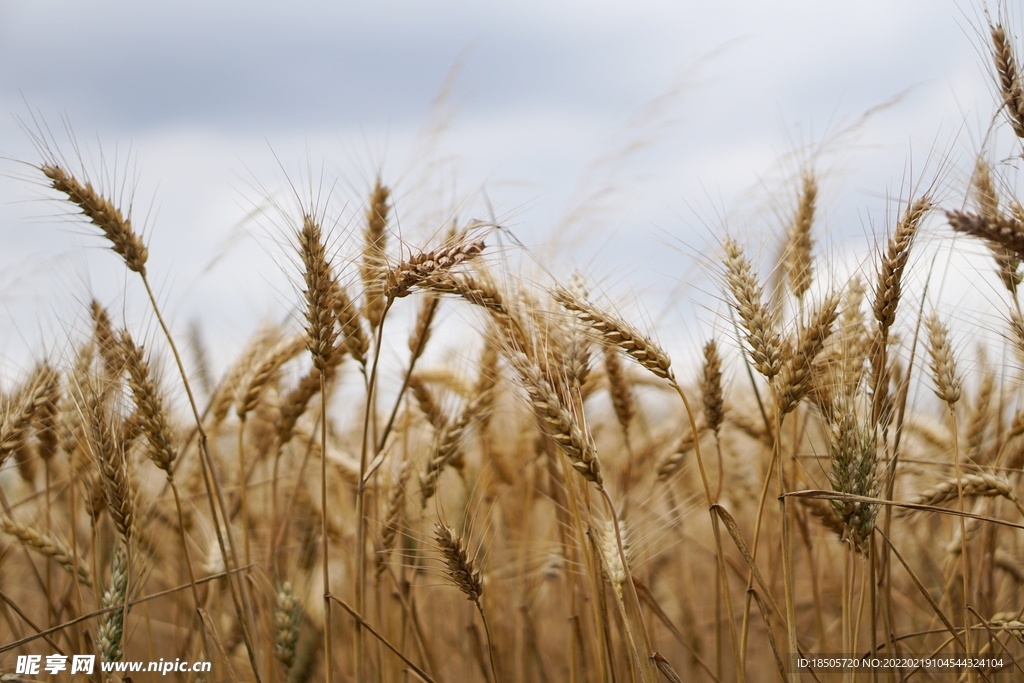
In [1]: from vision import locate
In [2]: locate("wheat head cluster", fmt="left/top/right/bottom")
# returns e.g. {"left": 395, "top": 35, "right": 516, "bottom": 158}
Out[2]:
{"left": 11, "top": 14, "right": 1024, "bottom": 683}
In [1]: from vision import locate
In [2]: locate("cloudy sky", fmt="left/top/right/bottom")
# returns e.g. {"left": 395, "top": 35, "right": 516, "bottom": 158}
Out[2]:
{"left": 0, "top": 0, "right": 1011, "bottom": 377}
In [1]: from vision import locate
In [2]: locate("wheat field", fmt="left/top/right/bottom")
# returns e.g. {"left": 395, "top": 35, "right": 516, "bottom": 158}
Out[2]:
{"left": 7, "top": 10, "right": 1024, "bottom": 683}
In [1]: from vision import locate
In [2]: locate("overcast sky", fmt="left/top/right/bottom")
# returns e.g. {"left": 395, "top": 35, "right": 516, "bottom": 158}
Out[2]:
{"left": 0, "top": 0, "right": 1012, "bottom": 378}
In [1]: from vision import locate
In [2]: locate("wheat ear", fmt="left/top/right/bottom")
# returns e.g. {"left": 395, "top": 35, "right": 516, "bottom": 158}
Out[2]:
{"left": 297, "top": 212, "right": 338, "bottom": 683}
{"left": 903, "top": 473, "right": 1023, "bottom": 514}
{"left": 361, "top": 181, "right": 391, "bottom": 330}
{"left": 434, "top": 523, "right": 498, "bottom": 681}
{"left": 0, "top": 515, "right": 92, "bottom": 586}
{"left": 947, "top": 210, "right": 1024, "bottom": 262}
{"left": 274, "top": 581, "right": 304, "bottom": 673}
{"left": 991, "top": 23, "right": 1024, "bottom": 138}
{"left": 385, "top": 239, "right": 486, "bottom": 300}
{"left": 42, "top": 164, "right": 148, "bottom": 274}
{"left": 722, "top": 238, "right": 782, "bottom": 381}
{"left": 784, "top": 171, "right": 816, "bottom": 300}
{"left": 776, "top": 292, "right": 840, "bottom": 415}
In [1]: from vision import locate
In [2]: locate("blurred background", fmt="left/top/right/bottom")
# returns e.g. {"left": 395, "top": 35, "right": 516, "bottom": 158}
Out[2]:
{"left": 0, "top": 0, "right": 1010, "bottom": 383}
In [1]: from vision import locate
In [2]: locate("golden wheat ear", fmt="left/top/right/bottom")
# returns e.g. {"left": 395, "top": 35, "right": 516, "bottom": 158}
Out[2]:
{"left": 783, "top": 171, "right": 817, "bottom": 301}
{"left": 298, "top": 214, "right": 340, "bottom": 373}
{"left": 991, "top": 22, "right": 1024, "bottom": 139}
{"left": 42, "top": 164, "right": 148, "bottom": 275}
{"left": 721, "top": 237, "right": 782, "bottom": 381}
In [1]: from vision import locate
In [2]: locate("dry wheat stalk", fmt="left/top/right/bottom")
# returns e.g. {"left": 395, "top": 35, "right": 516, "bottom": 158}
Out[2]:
{"left": 594, "top": 517, "right": 630, "bottom": 596}
{"left": 825, "top": 399, "right": 878, "bottom": 552}
{"left": 209, "top": 327, "right": 279, "bottom": 423}
{"left": 965, "top": 367, "right": 995, "bottom": 460}
{"left": 0, "top": 514, "right": 92, "bottom": 586}
{"left": 562, "top": 319, "right": 592, "bottom": 389}
{"left": 426, "top": 271, "right": 529, "bottom": 354}
{"left": 276, "top": 368, "right": 325, "bottom": 447}
{"left": 994, "top": 550, "right": 1024, "bottom": 584}
{"left": 999, "top": 201, "right": 1024, "bottom": 293}
{"left": 990, "top": 613, "right": 1024, "bottom": 640}
{"left": 475, "top": 332, "right": 500, "bottom": 434}
{"left": 60, "top": 343, "right": 94, "bottom": 463}
{"left": 722, "top": 237, "right": 782, "bottom": 380}
{"left": 784, "top": 172, "right": 816, "bottom": 300}
{"left": 409, "top": 293, "right": 440, "bottom": 360}
{"left": 973, "top": 158, "right": 1000, "bottom": 218}
{"left": 654, "top": 421, "right": 710, "bottom": 483}
{"left": 796, "top": 496, "right": 846, "bottom": 539}
{"left": 42, "top": 164, "right": 148, "bottom": 275}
